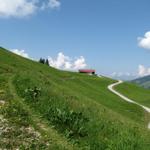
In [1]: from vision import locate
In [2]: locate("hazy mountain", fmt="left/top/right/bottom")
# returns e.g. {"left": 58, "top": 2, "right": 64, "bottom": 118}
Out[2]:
{"left": 132, "top": 75, "right": 150, "bottom": 89}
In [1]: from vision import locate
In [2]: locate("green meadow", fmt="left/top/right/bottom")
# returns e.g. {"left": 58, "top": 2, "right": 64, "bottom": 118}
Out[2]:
{"left": 0, "top": 47, "right": 150, "bottom": 149}
{"left": 115, "top": 82, "right": 150, "bottom": 108}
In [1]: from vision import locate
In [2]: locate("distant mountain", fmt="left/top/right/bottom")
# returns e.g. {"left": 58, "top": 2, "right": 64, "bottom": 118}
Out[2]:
{"left": 132, "top": 75, "right": 150, "bottom": 89}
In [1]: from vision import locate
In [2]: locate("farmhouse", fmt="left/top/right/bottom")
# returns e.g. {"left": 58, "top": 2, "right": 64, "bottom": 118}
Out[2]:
{"left": 79, "top": 69, "right": 95, "bottom": 75}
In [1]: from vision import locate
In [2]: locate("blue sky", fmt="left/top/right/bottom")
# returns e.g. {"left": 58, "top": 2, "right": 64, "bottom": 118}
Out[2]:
{"left": 0, "top": 0, "right": 150, "bottom": 79}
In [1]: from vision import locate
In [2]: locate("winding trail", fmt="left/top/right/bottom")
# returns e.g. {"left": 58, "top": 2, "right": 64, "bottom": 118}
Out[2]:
{"left": 108, "top": 80, "right": 150, "bottom": 128}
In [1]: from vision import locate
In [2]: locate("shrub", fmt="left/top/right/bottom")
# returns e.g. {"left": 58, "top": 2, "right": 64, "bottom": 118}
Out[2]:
{"left": 45, "top": 106, "right": 89, "bottom": 139}
{"left": 24, "top": 87, "right": 41, "bottom": 101}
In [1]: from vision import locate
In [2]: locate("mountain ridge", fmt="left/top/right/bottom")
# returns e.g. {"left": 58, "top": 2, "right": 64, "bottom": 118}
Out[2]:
{"left": 132, "top": 75, "right": 150, "bottom": 89}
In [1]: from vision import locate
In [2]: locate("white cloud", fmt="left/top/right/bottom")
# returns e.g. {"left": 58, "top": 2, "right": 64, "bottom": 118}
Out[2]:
{"left": 73, "top": 56, "right": 87, "bottom": 69}
{"left": 138, "top": 65, "right": 150, "bottom": 77}
{"left": 48, "top": 52, "right": 87, "bottom": 70}
{"left": 110, "top": 65, "right": 150, "bottom": 80}
{"left": 0, "top": 0, "right": 38, "bottom": 18}
{"left": 138, "top": 31, "right": 150, "bottom": 49}
{"left": 111, "top": 72, "right": 132, "bottom": 77}
{"left": 40, "top": 0, "right": 61, "bottom": 10}
{"left": 110, "top": 71, "right": 137, "bottom": 80}
{"left": 0, "top": 0, "right": 61, "bottom": 18}
{"left": 48, "top": 52, "right": 71, "bottom": 69}
{"left": 48, "top": 0, "right": 61, "bottom": 9}
{"left": 11, "top": 49, "right": 29, "bottom": 58}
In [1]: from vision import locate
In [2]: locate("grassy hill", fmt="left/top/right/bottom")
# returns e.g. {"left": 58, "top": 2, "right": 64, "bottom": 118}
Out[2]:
{"left": 115, "top": 82, "right": 150, "bottom": 108}
{"left": 0, "top": 47, "right": 150, "bottom": 149}
{"left": 132, "top": 76, "right": 150, "bottom": 89}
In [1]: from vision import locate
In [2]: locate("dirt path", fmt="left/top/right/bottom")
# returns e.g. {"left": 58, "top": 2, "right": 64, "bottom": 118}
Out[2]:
{"left": 108, "top": 80, "right": 150, "bottom": 128}
{"left": 8, "top": 75, "right": 76, "bottom": 150}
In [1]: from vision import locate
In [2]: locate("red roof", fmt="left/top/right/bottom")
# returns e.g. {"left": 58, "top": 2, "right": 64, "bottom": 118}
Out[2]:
{"left": 79, "top": 69, "right": 95, "bottom": 73}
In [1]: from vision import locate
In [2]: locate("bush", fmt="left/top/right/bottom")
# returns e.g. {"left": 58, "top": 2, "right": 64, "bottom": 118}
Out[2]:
{"left": 24, "top": 87, "right": 41, "bottom": 101}
{"left": 45, "top": 106, "right": 89, "bottom": 139}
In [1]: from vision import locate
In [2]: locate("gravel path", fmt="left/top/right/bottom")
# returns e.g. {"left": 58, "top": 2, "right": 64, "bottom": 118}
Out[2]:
{"left": 108, "top": 80, "right": 150, "bottom": 129}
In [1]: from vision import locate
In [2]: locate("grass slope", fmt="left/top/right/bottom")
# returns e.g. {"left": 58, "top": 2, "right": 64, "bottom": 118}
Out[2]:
{"left": 0, "top": 47, "right": 150, "bottom": 149}
{"left": 115, "top": 82, "right": 150, "bottom": 108}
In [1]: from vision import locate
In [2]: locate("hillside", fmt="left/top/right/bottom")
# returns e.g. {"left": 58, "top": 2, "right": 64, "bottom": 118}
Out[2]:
{"left": 0, "top": 47, "right": 150, "bottom": 149}
{"left": 132, "top": 76, "right": 150, "bottom": 89}
{"left": 115, "top": 82, "right": 150, "bottom": 108}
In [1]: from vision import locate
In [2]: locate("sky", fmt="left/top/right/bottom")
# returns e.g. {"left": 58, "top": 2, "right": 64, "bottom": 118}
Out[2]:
{"left": 0, "top": 0, "right": 150, "bottom": 80}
